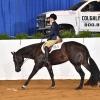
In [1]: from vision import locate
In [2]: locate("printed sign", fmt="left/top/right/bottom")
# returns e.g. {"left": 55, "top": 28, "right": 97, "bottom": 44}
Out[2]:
{"left": 82, "top": 16, "right": 100, "bottom": 27}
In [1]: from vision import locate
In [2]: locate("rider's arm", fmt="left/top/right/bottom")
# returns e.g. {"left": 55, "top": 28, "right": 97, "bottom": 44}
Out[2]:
{"left": 47, "top": 22, "right": 59, "bottom": 40}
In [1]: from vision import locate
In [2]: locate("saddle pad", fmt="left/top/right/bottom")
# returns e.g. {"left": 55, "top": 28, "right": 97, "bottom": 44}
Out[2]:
{"left": 41, "top": 42, "right": 63, "bottom": 53}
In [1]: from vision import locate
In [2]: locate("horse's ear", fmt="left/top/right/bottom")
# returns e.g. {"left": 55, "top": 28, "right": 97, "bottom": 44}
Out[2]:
{"left": 11, "top": 52, "right": 15, "bottom": 55}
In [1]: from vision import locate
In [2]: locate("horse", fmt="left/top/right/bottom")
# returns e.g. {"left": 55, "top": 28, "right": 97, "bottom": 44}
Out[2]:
{"left": 11, "top": 41, "right": 100, "bottom": 90}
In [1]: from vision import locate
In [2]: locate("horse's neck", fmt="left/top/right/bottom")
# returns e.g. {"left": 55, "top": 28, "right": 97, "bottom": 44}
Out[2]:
{"left": 17, "top": 42, "right": 43, "bottom": 59}
{"left": 22, "top": 52, "right": 33, "bottom": 59}
{"left": 18, "top": 48, "right": 34, "bottom": 59}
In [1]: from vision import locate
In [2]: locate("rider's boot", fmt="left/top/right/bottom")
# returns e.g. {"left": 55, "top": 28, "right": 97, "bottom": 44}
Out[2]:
{"left": 44, "top": 46, "right": 49, "bottom": 64}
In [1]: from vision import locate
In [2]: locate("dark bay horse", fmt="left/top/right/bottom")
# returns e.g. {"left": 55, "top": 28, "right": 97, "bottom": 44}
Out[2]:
{"left": 11, "top": 41, "right": 100, "bottom": 90}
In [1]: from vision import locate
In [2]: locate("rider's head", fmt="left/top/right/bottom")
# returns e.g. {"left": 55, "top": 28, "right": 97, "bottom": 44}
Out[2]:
{"left": 49, "top": 14, "right": 57, "bottom": 25}
{"left": 49, "top": 14, "right": 57, "bottom": 20}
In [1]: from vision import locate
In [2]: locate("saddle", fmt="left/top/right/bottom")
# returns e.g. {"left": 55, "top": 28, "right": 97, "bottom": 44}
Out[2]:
{"left": 41, "top": 42, "right": 63, "bottom": 53}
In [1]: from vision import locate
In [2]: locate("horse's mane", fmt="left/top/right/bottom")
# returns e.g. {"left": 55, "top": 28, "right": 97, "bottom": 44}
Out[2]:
{"left": 16, "top": 42, "right": 44, "bottom": 55}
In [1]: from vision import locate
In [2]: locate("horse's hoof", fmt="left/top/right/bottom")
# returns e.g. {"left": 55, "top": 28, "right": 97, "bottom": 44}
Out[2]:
{"left": 21, "top": 85, "right": 27, "bottom": 90}
{"left": 75, "top": 86, "right": 82, "bottom": 90}
{"left": 48, "top": 86, "right": 55, "bottom": 89}
{"left": 84, "top": 82, "right": 89, "bottom": 86}
{"left": 51, "top": 86, "right": 56, "bottom": 89}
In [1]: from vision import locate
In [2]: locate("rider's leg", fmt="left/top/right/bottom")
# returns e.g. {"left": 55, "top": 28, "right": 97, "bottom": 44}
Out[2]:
{"left": 44, "top": 40, "right": 57, "bottom": 63}
{"left": 44, "top": 40, "right": 58, "bottom": 48}
{"left": 44, "top": 46, "right": 49, "bottom": 63}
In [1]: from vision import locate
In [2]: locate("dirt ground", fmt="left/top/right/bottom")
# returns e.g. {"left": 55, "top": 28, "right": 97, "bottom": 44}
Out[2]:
{"left": 0, "top": 80, "right": 100, "bottom": 100}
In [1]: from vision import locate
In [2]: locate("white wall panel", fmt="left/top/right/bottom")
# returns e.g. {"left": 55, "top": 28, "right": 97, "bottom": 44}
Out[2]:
{"left": 0, "top": 38, "right": 99, "bottom": 80}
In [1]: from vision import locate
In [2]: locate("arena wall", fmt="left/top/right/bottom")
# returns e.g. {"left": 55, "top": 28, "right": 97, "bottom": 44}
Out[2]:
{"left": 0, "top": 38, "right": 100, "bottom": 80}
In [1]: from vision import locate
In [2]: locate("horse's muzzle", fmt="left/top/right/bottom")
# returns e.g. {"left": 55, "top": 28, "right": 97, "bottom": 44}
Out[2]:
{"left": 15, "top": 68, "right": 21, "bottom": 72}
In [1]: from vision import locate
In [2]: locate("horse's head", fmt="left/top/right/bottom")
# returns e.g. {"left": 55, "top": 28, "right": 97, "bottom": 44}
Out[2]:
{"left": 11, "top": 52, "right": 24, "bottom": 72}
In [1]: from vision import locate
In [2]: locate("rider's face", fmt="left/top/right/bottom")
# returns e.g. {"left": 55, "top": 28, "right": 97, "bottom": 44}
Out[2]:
{"left": 49, "top": 18, "right": 54, "bottom": 25}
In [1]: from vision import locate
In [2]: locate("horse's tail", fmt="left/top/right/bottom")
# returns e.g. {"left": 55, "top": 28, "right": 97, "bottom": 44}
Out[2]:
{"left": 86, "top": 56, "right": 100, "bottom": 86}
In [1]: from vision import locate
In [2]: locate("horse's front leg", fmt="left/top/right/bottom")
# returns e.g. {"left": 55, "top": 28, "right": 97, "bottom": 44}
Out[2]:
{"left": 46, "top": 63, "right": 55, "bottom": 89}
{"left": 22, "top": 63, "right": 42, "bottom": 89}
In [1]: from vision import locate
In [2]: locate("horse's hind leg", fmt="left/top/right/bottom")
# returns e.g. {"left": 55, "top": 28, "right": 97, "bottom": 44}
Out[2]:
{"left": 82, "top": 62, "right": 92, "bottom": 86}
{"left": 22, "top": 63, "right": 43, "bottom": 89}
{"left": 74, "top": 64, "right": 85, "bottom": 89}
{"left": 45, "top": 63, "right": 55, "bottom": 88}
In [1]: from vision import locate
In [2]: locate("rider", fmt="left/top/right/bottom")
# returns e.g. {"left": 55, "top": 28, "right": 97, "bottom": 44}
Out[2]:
{"left": 44, "top": 13, "right": 62, "bottom": 63}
